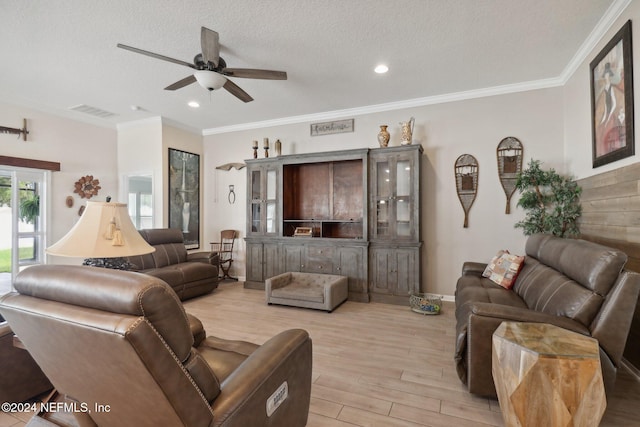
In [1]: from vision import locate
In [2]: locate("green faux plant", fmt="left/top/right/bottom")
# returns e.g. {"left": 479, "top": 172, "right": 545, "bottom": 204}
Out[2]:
{"left": 514, "top": 159, "right": 582, "bottom": 238}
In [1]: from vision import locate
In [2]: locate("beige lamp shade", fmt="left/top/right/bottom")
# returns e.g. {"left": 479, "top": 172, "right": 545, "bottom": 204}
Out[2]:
{"left": 47, "top": 201, "right": 155, "bottom": 258}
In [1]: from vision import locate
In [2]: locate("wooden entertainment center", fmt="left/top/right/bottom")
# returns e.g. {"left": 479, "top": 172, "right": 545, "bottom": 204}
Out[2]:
{"left": 245, "top": 145, "right": 422, "bottom": 304}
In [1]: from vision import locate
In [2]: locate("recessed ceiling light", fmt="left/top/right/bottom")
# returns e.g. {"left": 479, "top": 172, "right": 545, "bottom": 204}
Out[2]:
{"left": 374, "top": 64, "right": 389, "bottom": 74}
{"left": 188, "top": 101, "right": 200, "bottom": 108}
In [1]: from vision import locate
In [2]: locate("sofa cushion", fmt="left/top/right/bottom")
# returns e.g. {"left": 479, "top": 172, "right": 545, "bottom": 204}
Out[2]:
{"left": 144, "top": 263, "right": 218, "bottom": 287}
{"left": 127, "top": 252, "right": 156, "bottom": 270}
{"left": 514, "top": 257, "right": 604, "bottom": 327}
{"left": 271, "top": 282, "right": 325, "bottom": 304}
{"left": 151, "top": 243, "right": 188, "bottom": 268}
{"left": 526, "top": 233, "right": 626, "bottom": 295}
{"left": 143, "top": 266, "right": 185, "bottom": 287}
{"left": 178, "top": 262, "right": 218, "bottom": 283}
{"left": 456, "top": 274, "right": 528, "bottom": 309}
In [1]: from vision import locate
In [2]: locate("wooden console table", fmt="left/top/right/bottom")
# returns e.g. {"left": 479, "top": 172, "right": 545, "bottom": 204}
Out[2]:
{"left": 492, "top": 322, "right": 606, "bottom": 427}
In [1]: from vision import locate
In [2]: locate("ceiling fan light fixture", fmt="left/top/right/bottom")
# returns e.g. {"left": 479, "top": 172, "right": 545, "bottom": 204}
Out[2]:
{"left": 194, "top": 70, "right": 226, "bottom": 91}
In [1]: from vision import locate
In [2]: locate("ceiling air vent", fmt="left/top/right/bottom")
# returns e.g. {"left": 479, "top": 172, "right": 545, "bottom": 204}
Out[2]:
{"left": 69, "top": 104, "right": 117, "bottom": 119}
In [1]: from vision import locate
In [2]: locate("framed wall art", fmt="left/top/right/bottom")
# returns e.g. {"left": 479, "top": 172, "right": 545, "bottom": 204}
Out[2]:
{"left": 590, "top": 20, "right": 634, "bottom": 168}
{"left": 168, "top": 148, "right": 200, "bottom": 249}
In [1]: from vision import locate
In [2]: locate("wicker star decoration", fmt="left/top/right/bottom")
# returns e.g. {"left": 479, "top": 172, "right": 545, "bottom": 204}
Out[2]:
{"left": 73, "top": 175, "right": 101, "bottom": 199}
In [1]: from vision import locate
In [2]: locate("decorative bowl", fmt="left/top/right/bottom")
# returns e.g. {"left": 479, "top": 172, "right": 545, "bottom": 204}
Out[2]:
{"left": 409, "top": 293, "right": 442, "bottom": 315}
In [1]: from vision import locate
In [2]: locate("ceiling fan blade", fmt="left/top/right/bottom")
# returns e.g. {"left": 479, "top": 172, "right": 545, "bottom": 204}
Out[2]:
{"left": 223, "top": 79, "right": 253, "bottom": 103}
{"left": 201, "top": 27, "right": 220, "bottom": 68}
{"left": 223, "top": 68, "right": 287, "bottom": 80}
{"left": 164, "top": 75, "right": 197, "bottom": 90}
{"left": 117, "top": 43, "right": 195, "bottom": 69}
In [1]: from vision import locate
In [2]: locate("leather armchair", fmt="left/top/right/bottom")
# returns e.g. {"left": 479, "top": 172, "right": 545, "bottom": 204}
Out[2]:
{"left": 0, "top": 265, "right": 312, "bottom": 426}
{"left": 0, "top": 318, "right": 53, "bottom": 403}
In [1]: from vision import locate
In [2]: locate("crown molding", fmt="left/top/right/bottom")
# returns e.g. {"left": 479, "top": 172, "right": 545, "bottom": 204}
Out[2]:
{"left": 203, "top": 77, "right": 564, "bottom": 136}
{"left": 203, "top": 0, "right": 633, "bottom": 137}
{"left": 560, "top": 0, "right": 632, "bottom": 83}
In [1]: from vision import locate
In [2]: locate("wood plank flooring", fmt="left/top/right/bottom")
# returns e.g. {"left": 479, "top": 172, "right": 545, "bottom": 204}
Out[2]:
{"left": 184, "top": 281, "right": 640, "bottom": 427}
{"left": 2, "top": 280, "right": 639, "bottom": 426}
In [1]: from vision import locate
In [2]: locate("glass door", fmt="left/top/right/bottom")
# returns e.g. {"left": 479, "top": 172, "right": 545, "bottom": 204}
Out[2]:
{"left": 248, "top": 164, "right": 279, "bottom": 235}
{"left": 375, "top": 160, "right": 391, "bottom": 237}
{"left": 371, "top": 151, "right": 417, "bottom": 240}
{"left": 0, "top": 168, "right": 48, "bottom": 295}
{"left": 395, "top": 159, "right": 412, "bottom": 237}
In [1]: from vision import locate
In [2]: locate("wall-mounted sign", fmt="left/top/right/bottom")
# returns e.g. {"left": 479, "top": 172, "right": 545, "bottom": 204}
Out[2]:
{"left": 310, "top": 119, "right": 354, "bottom": 136}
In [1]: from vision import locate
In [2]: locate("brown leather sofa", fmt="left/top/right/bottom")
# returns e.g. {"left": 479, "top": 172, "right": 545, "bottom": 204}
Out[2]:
{"left": 0, "top": 265, "right": 312, "bottom": 427}
{"left": 126, "top": 228, "right": 219, "bottom": 300}
{"left": 455, "top": 234, "right": 640, "bottom": 398}
{"left": 0, "top": 316, "right": 53, "bottom": 403}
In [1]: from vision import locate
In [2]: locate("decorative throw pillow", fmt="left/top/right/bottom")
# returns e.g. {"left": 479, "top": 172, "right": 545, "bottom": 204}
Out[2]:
{"left": 482, "top": 250, "right": 525, "bottom": 289}
{"left": 482, "top": 250, "right": 508, "bottom": 277}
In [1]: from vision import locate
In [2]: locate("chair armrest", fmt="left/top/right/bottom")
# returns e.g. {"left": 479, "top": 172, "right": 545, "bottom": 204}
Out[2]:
{"left": 211, "top": 329, "right": 312, "bottom": 426}
{"left": 462, "top": 262, "right": 487, "bottom": 276}
{"left": 469, "top": 302, "right": 589, "bottom": 334}
{"left": 187, "top": 251, "right": 217, "bottom": 265}
{"left": 186, "top": 313, "right": 206, "bottom": 347}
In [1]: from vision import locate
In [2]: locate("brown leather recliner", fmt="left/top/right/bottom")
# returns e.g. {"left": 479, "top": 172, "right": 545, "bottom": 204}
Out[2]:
{"left": 0, "top": 317, "right": 53, "bottom": 403}
{"left": 0, "top": 265, "right": 312, "bottom": 427}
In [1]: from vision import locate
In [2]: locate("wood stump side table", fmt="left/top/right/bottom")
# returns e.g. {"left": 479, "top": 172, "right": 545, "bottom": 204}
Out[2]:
{"left": 492, "top": 322, "right": 606, "bottom": 427}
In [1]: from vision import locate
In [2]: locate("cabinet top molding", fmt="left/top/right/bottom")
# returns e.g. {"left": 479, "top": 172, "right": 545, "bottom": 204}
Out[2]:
{"left": 245, "top": 145, "right": 423, "bottom": 165}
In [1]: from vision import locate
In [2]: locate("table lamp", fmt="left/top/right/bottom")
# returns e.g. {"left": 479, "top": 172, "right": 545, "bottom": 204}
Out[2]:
{"left": 47, "top": 200, "right": 155, "bottom": 269}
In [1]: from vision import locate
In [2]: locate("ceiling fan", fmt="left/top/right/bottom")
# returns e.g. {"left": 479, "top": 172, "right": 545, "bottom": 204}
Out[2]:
{"left": 117, "top": 27, "right": 287, "bottom": 103}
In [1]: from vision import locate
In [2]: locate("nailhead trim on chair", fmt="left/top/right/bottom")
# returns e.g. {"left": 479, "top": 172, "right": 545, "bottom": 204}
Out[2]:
{"left": 127, "top": 318, "right": 216, "bottom": 420}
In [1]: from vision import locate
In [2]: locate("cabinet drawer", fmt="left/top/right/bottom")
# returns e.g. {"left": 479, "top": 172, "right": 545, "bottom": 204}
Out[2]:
{"left": 306, "top": 246, "right": 335, "bottom": 259}
{"left": 304, "top": 259, "right": 334, "bottom": 273}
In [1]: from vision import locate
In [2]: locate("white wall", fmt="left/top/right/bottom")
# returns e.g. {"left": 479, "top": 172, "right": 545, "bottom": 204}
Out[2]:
{"left": 0, "top": 102, "right": 118, "bottom": 265}
{"left": 204, "top": 87, "right": 565, "bottom": 296}
{"left": 117, "top": 118, "right": 163, "bottom": 227}
{"left": 564, "top": 1, "right": 640, "bottom": 179}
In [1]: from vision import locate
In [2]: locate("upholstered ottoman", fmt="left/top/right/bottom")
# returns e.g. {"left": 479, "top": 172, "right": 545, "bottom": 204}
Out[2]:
{"left": 266, "top": 272, "right": 348, "bottom": 312}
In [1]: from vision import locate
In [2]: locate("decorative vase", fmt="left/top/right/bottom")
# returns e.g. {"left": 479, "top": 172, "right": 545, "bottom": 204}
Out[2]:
{"left": 377, "top": 125, "right": 390, "bottom": 147}
{"left": 399, "top": 117, "right": 415, "bottom": 145}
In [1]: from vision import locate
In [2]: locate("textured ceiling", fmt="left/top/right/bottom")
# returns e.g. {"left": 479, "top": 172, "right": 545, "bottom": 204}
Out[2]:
{"left": 0, "top": 0, "right": 618, "bottom": 133}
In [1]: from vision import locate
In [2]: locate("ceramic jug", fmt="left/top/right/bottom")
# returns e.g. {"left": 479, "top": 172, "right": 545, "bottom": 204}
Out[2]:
{"left": 399, "top": 117, "right": 415, "bottom": 145}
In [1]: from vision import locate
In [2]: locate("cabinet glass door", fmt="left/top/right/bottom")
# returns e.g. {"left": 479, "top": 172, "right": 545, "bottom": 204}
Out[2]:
{"left": 248, "top": 165, "right": 279, "bottom": 235}
{"left": 371, "top": 150, "right": 418, "bottom": 240}
{"left": 376, "top": 161, "right": 391, "bottom": 237}
{"left": 396, "top": 159, "right": 411, "bottom": 237}
{"left": 266, "top": 170, "right": 277, "bottom": 233}
{"left": 250, "top": 170, "right": 262, "bottom": 233}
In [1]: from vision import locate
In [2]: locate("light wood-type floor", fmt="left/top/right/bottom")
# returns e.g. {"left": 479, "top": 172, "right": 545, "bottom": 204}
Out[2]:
{"left": 2, "top": 280, "right": 640, "bottom": 426}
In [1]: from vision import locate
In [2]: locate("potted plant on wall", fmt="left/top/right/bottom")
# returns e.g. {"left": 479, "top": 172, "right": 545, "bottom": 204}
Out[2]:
{"left": 514, "top": 159, "right": 582, "bottom": 238}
